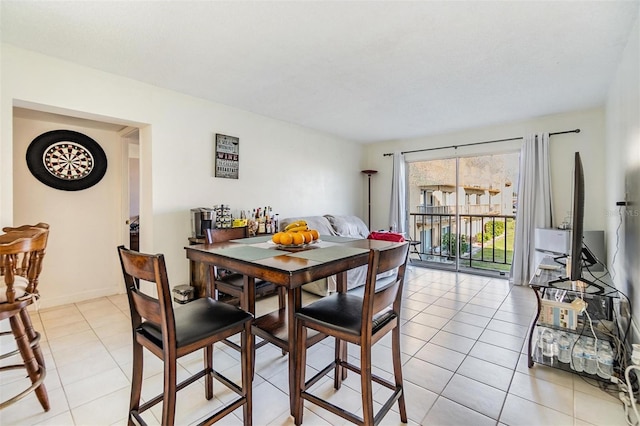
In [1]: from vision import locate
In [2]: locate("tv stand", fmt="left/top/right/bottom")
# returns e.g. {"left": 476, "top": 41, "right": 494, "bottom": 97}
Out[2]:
{"left": 527, "top": 256, "right": 620, "bottom": 382}
{"left": 546, "top": 275, "right": 605, "bottom": 295}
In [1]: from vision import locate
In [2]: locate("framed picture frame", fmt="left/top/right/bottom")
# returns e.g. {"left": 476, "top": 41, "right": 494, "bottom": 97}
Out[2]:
{"left": 214, "top": 133, "right": 239, "bottom": 179}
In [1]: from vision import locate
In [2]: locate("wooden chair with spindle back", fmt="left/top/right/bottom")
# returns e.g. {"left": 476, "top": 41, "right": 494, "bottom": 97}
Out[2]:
{"left": 1, "top": 223, "right": 50, "bottom": 368}
{"left": 0, "top": 227, "right": 50, "bottom": 411}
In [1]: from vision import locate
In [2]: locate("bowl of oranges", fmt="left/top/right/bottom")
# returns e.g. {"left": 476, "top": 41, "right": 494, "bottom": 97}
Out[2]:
{"left": 271, "top": 220, "right": 320, "bottom": 249}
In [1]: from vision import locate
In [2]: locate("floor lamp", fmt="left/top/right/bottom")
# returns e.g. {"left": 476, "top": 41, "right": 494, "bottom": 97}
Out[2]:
{"left": 361, "top": 169, "right": 378, "bottom": 228}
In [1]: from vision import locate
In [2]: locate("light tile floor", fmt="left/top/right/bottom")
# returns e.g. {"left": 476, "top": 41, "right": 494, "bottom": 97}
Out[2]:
{"left": 0, "top": 266, "right": 631, "bottom": 425}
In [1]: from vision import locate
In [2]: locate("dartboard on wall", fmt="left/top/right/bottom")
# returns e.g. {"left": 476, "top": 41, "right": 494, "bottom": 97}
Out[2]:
{"left": 26, "top": 130, "right": 108, "bottom": 191}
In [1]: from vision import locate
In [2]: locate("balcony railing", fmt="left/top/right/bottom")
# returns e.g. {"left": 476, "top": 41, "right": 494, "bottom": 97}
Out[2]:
{"left": 409, "top": 212, "right": 516, "bottom": 274}
{"left": 416, "top": 204, "right": 502, "bottom": 216}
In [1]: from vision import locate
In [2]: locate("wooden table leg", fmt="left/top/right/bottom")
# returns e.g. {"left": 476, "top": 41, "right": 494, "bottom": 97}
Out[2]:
{"left": 288, "top": 286, "right": 301, "bottom": 415}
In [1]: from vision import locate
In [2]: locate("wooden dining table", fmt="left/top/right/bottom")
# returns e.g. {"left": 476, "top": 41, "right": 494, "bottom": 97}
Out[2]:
{"left": 184, "top": 233, "right": 402, "bottom": 414}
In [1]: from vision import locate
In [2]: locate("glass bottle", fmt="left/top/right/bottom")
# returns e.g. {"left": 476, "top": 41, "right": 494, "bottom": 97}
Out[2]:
{"left": 257, "top": 207, "right": 266, "bottom": 234}
{"left": 265, "top": 208, "right": 272, "bottom": 234}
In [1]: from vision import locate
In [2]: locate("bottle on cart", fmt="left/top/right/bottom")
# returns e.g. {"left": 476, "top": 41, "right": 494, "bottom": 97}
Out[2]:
{"left": 557, "top": 332, "right": 571, "bottom": 364}
{"left": 541, "top": 328, "right": 555, "bottom": 358}
{"left": 571, "top": 337, "right": 585, "bottom": 372}
{"left": 536, "top": 326, "right": 546, "bottom": 351}
{"left": 583, "top": 338, "right": 598, "bottom": 375}
{"left": 597, "top": 341, "right": 614, "bottom": 379}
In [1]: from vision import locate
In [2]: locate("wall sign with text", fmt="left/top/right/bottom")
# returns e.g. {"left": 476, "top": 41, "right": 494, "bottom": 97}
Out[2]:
{"left": 215, "top": 134, "right": 239, "bottom": 179}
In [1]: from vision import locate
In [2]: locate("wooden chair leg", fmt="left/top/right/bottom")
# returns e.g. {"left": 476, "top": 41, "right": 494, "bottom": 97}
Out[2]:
{"left": 241, "top": 322, "right": 253, "bottom": 426}
{"left": 333, "top": 337, "right": 343, "bottom": 390}
{"left": 129, "top": 342, "right": 143, "bottom": 424}
{"left": 10, "top": 314, "right": 49, "bottom": 411}
{"left": 293, "top": 321, "right": 307, "bottom": 425}
{"left": 360, "top": 344, "right": 374, "bottom": 425}
{"left": 341, "top": 340, "right": 348, "bottom": 380}
{"left": 19, "top": 309, "right": 44, "bottom": 368}
{"left": 242, "top": 276, "right": 260, "bottom": 380}
{"left": 278, "top": 287, "right": 287, "bottom": 356}
{"left": 161, "top": 358, "right": 178, "bottom": 426}
{"left": 205, "top": 345, "right": 213, "bottom": 400}
{"left": 392, "top": 326, "right": 407, "bottom": 422}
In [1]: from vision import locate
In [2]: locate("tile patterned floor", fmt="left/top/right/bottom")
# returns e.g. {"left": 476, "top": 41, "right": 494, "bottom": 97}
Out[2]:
{"left": 0, "top": 266, "right": 630, "bottom": 425}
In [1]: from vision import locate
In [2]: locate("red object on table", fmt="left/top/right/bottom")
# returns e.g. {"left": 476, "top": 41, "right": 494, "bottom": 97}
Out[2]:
{"left": 367, "top": 231, "right": 405, "bottom": 242}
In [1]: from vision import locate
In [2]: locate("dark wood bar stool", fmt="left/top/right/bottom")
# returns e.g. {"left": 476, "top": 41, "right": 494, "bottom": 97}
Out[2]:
{"left": 293, "top": 242, "right": 410, "bottom": 425}
{"left": 0, "top": 227, "right": 49, "bottom": 412}
{"left": 204, "top": 228, "right": 286, "bottom": 352}
{"left": 117, "top": 246, "right": 253, "bottom": 426}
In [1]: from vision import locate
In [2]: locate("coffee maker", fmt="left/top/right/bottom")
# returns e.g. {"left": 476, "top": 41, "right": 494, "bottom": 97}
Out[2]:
{"left": 191, "top": 207, "right": 215, "bottom": 238}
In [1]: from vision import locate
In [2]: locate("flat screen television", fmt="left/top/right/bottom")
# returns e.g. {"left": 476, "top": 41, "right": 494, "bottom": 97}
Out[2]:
{"left": 566, "top": 152, "right": 604, "bottom": 293}
{"left": 551, "top": 152, "right": 603, "bottom": 293}
{"left": 570, "top": 151, "right": 585, "bottom": 281}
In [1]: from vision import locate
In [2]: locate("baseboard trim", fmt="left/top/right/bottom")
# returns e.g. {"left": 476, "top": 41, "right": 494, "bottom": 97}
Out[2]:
{"left": 29, "top": 287, "right": 123, "bottom": 311}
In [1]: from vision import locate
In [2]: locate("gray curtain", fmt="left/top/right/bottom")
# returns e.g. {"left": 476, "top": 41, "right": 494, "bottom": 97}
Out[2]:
{"left": 389, "top": 151, "right": 406, "bottom": 234}
{"left": 510, "top": 133, "right": 553, "bottom": 285}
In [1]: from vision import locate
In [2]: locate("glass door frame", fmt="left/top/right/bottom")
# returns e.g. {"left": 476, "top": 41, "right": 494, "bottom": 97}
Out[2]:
{"left": 405, "top": 149, "right": 519, "bottom": 278}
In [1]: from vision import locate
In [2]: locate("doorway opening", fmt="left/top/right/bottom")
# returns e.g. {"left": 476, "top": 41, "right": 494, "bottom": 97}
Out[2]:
{"left": 407, "top": 152, "right": 519, "bottom": 277}
{"left": 121, "top": 128, "right": 140, "bottom": 251}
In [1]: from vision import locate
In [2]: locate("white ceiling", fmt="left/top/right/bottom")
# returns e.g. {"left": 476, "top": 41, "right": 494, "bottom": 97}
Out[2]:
{"left": 2, "top": 1, "right": 638, "bottom": 143}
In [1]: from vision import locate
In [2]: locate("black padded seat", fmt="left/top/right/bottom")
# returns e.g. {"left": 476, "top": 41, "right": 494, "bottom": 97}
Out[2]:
{"left": 296, "top": 294, "right": 396, "bottom": 337}
{"left": 139, "top": 298, "right": 252, "bottom": 348}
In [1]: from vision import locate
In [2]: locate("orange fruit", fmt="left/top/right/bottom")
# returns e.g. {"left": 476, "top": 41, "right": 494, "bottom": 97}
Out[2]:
{"left": 279, "top": 232, "right": 293, "bottom": 245}
{"left": 272, "top": 232, "right": 284, "bottom": 244}
{"left": 302, "top": 231, "right": 313, "bottom": 243}
{"left": 291, "top": 232, "right": 305, "bottom": 245}
{"left": 310, "top": 229, "right": 319, "bottom": 240}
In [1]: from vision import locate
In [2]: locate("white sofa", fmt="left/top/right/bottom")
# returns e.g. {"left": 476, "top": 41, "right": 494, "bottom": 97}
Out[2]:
{"left": 278, "top": 214, "right": 375, "bottom": 296}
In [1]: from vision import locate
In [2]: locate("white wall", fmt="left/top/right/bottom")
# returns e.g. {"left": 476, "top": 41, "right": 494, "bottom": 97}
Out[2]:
{"left": 605, "top": 14, "right": 640, "bottom": 341}
{"left": 363, "top": 108, "right": 607, "bottom": 235}
{"left": 13, "top": 115, "right": 124, "bottom": 306}
{"left": 1, "top": 44, "right": 365, "bottom": 308}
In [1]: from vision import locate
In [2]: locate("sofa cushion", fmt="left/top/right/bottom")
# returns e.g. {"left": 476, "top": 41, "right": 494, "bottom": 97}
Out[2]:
{"left": 279, "top": 216, "right": 336, "bottom": 236}
{"left": 323, "top": 215, "right": 369, "bottom": 239}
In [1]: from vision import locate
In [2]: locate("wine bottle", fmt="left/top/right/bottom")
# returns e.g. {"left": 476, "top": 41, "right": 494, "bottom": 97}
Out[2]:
{"left": 265, "top": 208, "right": 272, "bottom": 234}
{"left": 257, "top": 206, "right": 265, "bottom": 234}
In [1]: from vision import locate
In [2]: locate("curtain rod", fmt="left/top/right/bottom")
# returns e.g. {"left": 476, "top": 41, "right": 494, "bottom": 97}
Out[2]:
{"left": 382, "top": 128, "right": 580, "bottom": 157}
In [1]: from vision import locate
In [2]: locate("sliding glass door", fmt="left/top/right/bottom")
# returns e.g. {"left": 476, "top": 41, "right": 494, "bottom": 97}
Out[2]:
{"left": 407, "top": 152, "right": 519, "bottom": 277}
